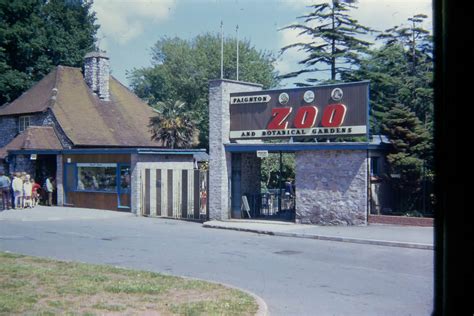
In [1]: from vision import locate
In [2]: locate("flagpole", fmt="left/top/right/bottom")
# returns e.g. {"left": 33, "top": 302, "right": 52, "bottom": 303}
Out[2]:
{"left": 220, "top": 21, "right": 224, "bottom": 79}
{"left": 236, "top": 25, "right": 239, "bottom": 81}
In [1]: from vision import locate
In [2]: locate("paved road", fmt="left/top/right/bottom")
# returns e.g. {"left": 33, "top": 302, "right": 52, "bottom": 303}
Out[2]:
{"left": 0, "top": 208, "right": 433, "bottom": 315}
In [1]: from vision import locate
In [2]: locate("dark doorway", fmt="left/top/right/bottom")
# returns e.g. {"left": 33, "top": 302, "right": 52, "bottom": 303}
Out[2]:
{"left": 34, "top": 155, "right": 57, "bottom": 205}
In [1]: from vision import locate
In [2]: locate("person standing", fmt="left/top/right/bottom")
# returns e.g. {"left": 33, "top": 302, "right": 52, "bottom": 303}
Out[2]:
{"left": 0, "top": 171, "right": 12, "bottom": 210}
{"left": 31, "top": 179, "right": 41, "bottom": 207}
{"left": 12, "top": 173, "right": 23, "bottom": 209}
{"left": 45, "top": 177, "right": 54, "bottom": 206}
{"left": 284, "top": 178, "right": 294, "bottom": 210}
{"left": 23, "top": 174, "right": 33, "bottom": 208}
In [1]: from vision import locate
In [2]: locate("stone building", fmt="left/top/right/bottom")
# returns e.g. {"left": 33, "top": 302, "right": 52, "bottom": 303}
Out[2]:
{"left": 0, "top": 51, "right": 205, "bottom": 214}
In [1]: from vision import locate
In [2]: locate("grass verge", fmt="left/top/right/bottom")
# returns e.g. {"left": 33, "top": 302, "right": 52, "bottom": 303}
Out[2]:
{"left": 0, "top": 252, "right": 258, "bottom": 315}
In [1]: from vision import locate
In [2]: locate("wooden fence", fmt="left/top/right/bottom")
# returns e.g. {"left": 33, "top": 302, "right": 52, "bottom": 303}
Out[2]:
{"left": 140, "top": 168, "right": 208, "bottom": 221}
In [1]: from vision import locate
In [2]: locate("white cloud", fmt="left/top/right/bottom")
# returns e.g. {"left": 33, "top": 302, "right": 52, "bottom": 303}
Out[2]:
{"left": 278, "top": 0, "right": 315, "bottom": 8}
{"left": 275, "top": 25, "right": 313, "bottom": 75}
{"left": 93, "top": 0, "right": 176, "bottom": 45}
{"left": 276, "top": 0, "right": 432, "bottom": 82}
{"left": 353, "top": 0, "right": 433, "bottom": 34}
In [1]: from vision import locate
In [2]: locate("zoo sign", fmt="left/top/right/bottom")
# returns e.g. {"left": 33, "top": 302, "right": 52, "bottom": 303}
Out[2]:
{"left": 229, "top": 81, "right": 369, "bottom": 140}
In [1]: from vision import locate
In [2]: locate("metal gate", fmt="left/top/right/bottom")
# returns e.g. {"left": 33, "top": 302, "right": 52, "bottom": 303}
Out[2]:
{"left": 141, "top": 168, "right": 208, "bottom": 221}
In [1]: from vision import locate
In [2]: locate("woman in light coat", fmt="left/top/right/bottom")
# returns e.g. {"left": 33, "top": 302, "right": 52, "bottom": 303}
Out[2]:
{"left": 11, "top": 173, "right": 23, "bottom": 209}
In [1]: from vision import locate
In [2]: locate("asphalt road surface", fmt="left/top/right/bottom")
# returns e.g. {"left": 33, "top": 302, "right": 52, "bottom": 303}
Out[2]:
{"left": 0, "top": 213, "right": 433, "bottom": 315}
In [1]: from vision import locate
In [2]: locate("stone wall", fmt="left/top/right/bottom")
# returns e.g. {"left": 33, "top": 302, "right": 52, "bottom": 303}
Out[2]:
{"left": 8, "top": 155, "right": 35, "bottom": 175}
{"left": 208, "top": 79, "right": 262, "bottom": 220}
{"left": 295, "top": 150, "right": 368, "bottom": 225}
{"left": 0, "top": 117, "right": 17, "bottom": 148}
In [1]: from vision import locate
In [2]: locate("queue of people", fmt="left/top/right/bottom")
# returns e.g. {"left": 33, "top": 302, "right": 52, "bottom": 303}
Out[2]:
{"left": 0, "top": 170, "right": 55, "bottom": 210}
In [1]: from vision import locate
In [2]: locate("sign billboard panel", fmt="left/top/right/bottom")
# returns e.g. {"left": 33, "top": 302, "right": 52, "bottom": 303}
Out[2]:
{"left": 229, "top": 81, "right": 369, "bottom": 140}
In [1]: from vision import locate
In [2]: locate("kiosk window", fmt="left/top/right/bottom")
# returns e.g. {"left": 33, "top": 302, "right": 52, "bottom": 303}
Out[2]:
{"left": 76, "top": 163, "right": 117, "bottom": 192}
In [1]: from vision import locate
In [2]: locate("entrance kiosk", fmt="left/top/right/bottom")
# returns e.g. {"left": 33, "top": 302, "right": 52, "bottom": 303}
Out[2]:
{"left": 208, "top": 79, "right": 370, "bottom": 225}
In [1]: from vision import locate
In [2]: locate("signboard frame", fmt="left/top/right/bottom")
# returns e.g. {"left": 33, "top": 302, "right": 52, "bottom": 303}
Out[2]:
{"left": 229, "top": 81, "right": 370, "bottom": 141}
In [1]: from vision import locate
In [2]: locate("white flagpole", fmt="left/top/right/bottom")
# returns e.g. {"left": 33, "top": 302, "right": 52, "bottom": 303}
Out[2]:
{"left": 236, "top": 25, "right": 239, "bottom": 81}
{"left": 220, "top": 21, "right": 224, "bottom": 79}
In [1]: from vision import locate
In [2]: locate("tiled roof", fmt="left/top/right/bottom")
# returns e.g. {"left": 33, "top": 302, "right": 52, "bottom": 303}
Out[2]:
{"left": 0, "top": 66, "right": 162, "bottom": 147}
{"left": 0, "top": 69, "right": 57, "bottom": 116}
{"left": 0, "top": 126, "right": 63, "bottom": 159}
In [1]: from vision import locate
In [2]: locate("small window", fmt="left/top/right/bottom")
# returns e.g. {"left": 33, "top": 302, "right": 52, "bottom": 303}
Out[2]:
{"left": 18, "top": 116, "right": 31, "bottom": 132}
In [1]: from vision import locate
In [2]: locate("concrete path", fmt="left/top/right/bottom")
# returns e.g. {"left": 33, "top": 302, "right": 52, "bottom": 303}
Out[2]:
{"left": 0, "top": 205, "right": 134, "bottom": 221}
{"left": 203, "top": 219, "right": 434, "bottom": 250}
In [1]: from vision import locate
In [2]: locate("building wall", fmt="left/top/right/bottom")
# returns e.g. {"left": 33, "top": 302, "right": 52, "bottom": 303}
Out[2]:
{"left": 295, "top": 150, "right": 368, "bottom": 225}
{"left": 8, "top": 154, "right": 36, "bottom": 175}
{"left": 0, "top": 116, "right": 17, "bottom": 148}
{"left": 130, "top": 154, "right": 195, "bottom": 215}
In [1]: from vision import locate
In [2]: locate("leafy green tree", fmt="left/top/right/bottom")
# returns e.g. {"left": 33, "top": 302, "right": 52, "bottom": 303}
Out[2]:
{"left": 260, "top": 153, "right": 295, "bottom": 191}
{"left": 279, "top": 0, "right": 373, "bottom": 84}
{"left": 381, "top": 104, "right": 432, "bottom": 211}
{"left": 128, "top": 33, "right": 279, "bottom": 149}
{"left": 149, "top": 99, "right": 199, "bottom": 149}
{"left": 0, "top": 0, "right": 98, "bottom": 105}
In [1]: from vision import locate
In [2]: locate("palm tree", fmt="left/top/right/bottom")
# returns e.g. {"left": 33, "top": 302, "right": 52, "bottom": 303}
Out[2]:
{"left": 149, "top": 99, "right": 199, "bottom": 149}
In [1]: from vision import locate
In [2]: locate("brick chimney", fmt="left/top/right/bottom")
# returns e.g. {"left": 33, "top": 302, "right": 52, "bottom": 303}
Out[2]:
{"left": 83, "top": 51, "right": 110, "bottom": 101}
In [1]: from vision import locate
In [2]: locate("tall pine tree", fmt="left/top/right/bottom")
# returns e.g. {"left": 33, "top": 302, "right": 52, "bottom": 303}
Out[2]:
{"left": 377, "top": 14, "right": 434, "bottom": 129}
{"left": 279, "top": 0, "right": 373, "bottom": 84}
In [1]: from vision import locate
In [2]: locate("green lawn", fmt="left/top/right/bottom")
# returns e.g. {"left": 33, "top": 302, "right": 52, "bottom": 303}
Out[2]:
{"left": 0, "top": 252, "right": 258, "bottom": 315}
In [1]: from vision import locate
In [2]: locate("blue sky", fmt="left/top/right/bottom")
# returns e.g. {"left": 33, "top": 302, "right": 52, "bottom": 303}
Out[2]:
{"left": 92, "top": 0, "right": 432, "bottom": 88}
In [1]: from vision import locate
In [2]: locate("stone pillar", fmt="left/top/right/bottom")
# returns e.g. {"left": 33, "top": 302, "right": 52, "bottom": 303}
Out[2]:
{"left": 295, "top": 150, "right": 368, "bottom": 225}
{"left": 208, "top": 79, "right": 262, "bottom": 220}
{"left": 56, "top": 154, "right": 64, "bottom": 206}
